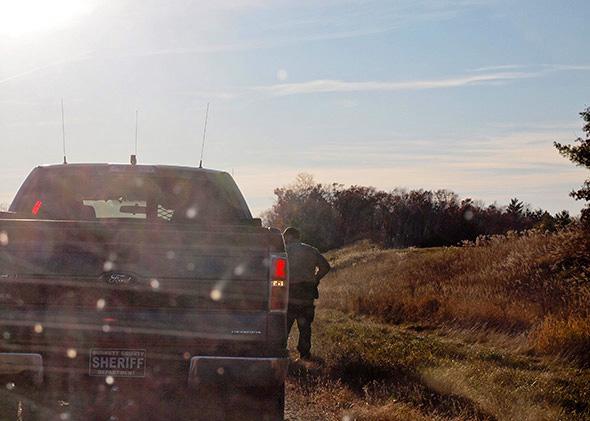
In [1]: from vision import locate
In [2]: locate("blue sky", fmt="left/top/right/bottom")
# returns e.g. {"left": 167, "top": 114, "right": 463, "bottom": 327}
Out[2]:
{"left": 1, "top": 0, "right": 589, "bottom": 215}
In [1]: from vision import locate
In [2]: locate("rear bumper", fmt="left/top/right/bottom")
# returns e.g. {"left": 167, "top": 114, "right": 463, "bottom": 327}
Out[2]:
{"left": 188, "top": 356, "right": 288, "bottom": 388}
{"left": 0, "top": 352, "right": 43, "bottom": 385}
{"left": 0, "top": 352, "right": 288, "bottom": 389}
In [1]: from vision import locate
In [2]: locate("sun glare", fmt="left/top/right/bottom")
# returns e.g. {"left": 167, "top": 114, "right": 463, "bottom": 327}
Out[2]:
{"left": 0, "top": 0, "right": 95, "bottom": 37}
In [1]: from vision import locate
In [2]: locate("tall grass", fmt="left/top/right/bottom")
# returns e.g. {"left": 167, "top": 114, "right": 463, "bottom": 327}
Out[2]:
{"left": 290, "top": 310, "right": 590, "bottom": 420}
{"left": 319, "top": 227, "right": 590, "bottom": 363}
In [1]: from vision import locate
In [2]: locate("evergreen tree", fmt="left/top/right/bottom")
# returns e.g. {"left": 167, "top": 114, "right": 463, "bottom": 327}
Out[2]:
{"left": 555, "top": 107, "right": 590, "bottom": 223}
{"left": 554, "top": 210, "right": 572, "bottom": 228}
{"left": 507, "top": 198, "right": 524, "bottom": 216}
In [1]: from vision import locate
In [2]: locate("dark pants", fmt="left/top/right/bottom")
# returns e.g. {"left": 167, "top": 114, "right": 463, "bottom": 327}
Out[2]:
{"left": 287, "top": 304, "right": 315, "bottom": 357}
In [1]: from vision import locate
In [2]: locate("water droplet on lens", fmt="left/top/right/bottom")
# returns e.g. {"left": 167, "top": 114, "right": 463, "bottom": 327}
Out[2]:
{"left": 186, "top": 207, "right": 198, "bottom": 219}
{"left": 233, "top": 265, "right": 245, "bottom": 276}
{"left": 96, "top": 298, "right": 106, "bottom": 310}
{"left": 0, "top": 232, "right": 8, "bottom": 246}
{"left": 277, "top": 69, "right": 288, "bottom": 81}
{"left": 210, "top": 289, "right": 221, "bottom": 301}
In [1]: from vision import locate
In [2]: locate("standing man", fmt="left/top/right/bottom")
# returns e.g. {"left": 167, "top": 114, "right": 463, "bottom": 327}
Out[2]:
{"left": 283, "top": 227, "right": 331, "bottom": 360}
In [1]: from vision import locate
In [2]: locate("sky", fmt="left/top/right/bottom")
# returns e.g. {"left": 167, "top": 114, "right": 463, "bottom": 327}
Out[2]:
{"left": 1, "top": 0, "right": 589, "bottom": 216}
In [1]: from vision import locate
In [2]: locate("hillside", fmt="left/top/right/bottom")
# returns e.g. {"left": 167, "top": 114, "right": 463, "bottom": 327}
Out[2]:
{"left": 286, "top": 228, "right": 590, "bottom": 420}
{"left": 320, "top": 228, "right": 590, "bottom": 360}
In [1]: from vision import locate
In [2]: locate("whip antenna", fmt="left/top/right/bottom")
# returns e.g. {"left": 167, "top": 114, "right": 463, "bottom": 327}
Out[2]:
{"left": 199, "top": 102, "right": 210, "bottom": 168}
{"left": 61, "top": 98, "right": 67, "bottom": 164}
{"left": 135, "top": 109, "right": 139, "bottom": 155}
{"left": 131, "top": 109, "right": 138, "bottom": 165}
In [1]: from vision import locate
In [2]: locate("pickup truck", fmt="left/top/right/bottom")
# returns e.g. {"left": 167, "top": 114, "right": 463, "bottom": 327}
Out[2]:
{"left": 0, "top": 163, "right": 289, "bottom": 420}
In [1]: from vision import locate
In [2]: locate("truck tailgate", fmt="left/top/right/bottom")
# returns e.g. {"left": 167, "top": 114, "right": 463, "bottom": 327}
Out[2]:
{"left": 0, "top": 219, "right": 283, "bottom": 348}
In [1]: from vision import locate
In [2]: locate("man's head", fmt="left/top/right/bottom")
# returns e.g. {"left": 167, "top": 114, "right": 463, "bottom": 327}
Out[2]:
{"left": 283, "top": 227, "right": 301, "bottom": 244}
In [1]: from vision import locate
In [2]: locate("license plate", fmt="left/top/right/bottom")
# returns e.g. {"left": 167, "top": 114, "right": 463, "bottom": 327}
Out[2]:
{"left": 89, "top": 349, "right": 146, "bottom": 378}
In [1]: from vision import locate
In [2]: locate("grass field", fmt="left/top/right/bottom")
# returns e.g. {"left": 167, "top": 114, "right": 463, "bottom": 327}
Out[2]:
{"left": 288, "top": 309, "right": 590, "bottom": 421}
{"left": 287, "top": 228, "right": 590, "bottom": 420}
{"left": 320, "top": 228, "right": 590, "bottom": 363}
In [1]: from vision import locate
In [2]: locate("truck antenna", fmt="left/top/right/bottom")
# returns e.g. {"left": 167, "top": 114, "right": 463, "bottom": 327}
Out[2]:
{"left": 131, "top": 109, "right": 138, "bottom": 165}
{"left": 199, "top": 102, "right": 210, "bottom": 168}
{"left": 61, "top": 98, "right": 67, "bottom": 164}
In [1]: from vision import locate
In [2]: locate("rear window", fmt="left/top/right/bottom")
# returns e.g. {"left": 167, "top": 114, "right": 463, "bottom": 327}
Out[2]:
{"left": 10, "top": 167, "right": 249, "bottom": 224}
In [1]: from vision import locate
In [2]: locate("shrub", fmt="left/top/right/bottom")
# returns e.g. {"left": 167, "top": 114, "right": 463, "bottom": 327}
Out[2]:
{"left": 532, "top": 315, "right": 590, "bottom": 366}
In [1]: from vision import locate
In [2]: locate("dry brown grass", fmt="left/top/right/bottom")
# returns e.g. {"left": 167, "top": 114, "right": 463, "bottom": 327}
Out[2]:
{"left": 288, "top": 309, "right": 590, "bottom": 420}
{"left": 352, "top": 401, "right": 442, "bottom": 421}
{"left": 319, "top": 227, "right": 590, "bottom": 362}
{"left": 531, "top": 315, "right": 590, "bottom": 365}
{"left": 286, "top": 230, "right": 590, "bottom": 420}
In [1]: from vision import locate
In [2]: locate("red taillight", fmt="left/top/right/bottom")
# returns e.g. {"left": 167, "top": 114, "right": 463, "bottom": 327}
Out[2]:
{"left": 32, "top": 200, "right": 42, "bottom": 216}
{"left": 270, "top": 255, "right": 288, "bottom": 312}
{"left": 274, "top": 258, "right": 286, "bottom": 278}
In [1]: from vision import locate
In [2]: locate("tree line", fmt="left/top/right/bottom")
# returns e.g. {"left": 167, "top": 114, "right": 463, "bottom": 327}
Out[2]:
{"left": 262, "top": 174, "right": 573, "bottom": 251}
{"left": 264, "top": 106, "right": 590, "bottom": 251}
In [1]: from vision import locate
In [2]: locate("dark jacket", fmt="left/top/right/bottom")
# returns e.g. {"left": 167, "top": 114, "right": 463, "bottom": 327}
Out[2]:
{"left": 286, "top": 242, "right": 331, "bottom": 306}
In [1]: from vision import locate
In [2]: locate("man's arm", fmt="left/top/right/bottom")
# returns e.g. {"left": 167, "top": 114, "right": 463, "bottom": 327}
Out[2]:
{"left": 311, "top": 251, "right": 330, "bottom": 300}
{"left": 314, "top": 252, "right": 331, "bottom": 283}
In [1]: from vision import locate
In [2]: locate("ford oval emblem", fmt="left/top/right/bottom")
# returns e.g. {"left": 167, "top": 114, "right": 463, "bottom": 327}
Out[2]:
{"left": 101, "top": 272, "right": 135, "bottom": 286}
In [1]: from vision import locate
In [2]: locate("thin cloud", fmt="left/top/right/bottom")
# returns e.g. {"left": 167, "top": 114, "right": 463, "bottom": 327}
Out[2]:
{"left": 469, "top": 63, "right": 590, "bottom": 73}
{"left": 0, "top": 54, "right": 92, "bottom": 86}
{"left": 253, "top": 72, "right": 537, "bottom": 96}
{"left": 0, "top": 61, "right": 69, "bottom": 85}
{"left": 132, "top": 25, "right": 405, "bottom": 59}
{"left": 469, "top": 64, "right": 526, "bottom": 72}
{"left": 235, "top": 125, "right": 587, "bottom": 215}
{"left": 543, "top": 64, "right": 590, "bottom": 71}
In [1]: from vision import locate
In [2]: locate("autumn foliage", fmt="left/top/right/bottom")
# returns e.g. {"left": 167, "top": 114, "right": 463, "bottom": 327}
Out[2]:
{"left": 263, "top": 173, "right": 569, "bottom": 251}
